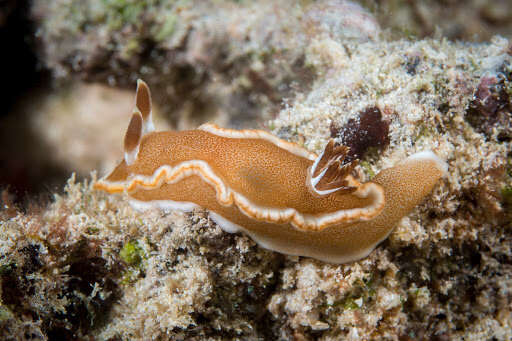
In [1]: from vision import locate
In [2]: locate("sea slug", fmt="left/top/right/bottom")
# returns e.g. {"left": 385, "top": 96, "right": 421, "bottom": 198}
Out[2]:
{"left": 94, "top": 80, "right": 447, "bottom": 263}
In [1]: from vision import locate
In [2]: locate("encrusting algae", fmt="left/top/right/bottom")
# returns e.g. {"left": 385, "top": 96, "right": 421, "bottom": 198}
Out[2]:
{"left": 94, "top": 80, "right": 447, "bottom": 263}
{"left": 1, "top": 1, "right": 511, "bottom": 339}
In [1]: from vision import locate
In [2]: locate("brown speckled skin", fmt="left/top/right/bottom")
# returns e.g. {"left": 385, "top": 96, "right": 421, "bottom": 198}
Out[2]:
{"left": 108, "top": 130, "right": 373, "bottom": 213}
{"left": 104, "top": 130, "right": 444, "bottom": 262}
{"left": 124, "top": 113, "right": 142, "bottom": 152}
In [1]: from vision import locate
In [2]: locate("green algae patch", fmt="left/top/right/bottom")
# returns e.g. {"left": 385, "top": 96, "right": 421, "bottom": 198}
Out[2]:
{"left": 120, "top": 240, "right": 146, "bottom": 266}
{"left": 360, "top": 160, "right": 376, "bottom": 179}
{"left": 0, "top": 305, "right": 13, "bottom": 323}
{"left": 340, "top": 297, "right": 361, "bottom": 311}
{"left": 502, "top": 186, "right": 512, "bottom": 206}
{"left": 98, "top": 0, "right": 146, "bottom": 30}
{"left": 154, "top": 14, "right": 177, "bottom": 42}
{"left": 119, "top": 239, "right": 150, "bottom": 285}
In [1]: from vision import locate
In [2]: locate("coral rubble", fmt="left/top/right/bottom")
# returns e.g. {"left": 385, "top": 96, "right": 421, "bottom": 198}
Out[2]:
{"left": 0, "top": 0, "right": 511, "bottom": 339}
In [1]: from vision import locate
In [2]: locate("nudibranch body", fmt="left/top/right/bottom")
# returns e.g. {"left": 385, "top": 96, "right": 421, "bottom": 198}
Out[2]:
{"left": 94, "top": 80, "right": 447, "bottom": 263}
